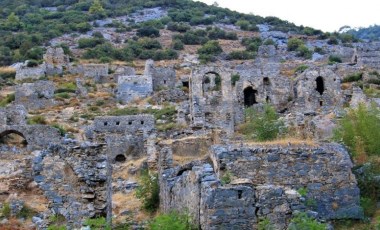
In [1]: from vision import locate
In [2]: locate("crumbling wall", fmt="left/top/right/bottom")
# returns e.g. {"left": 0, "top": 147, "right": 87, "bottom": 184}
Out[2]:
{"left": 15, "top": 64, "right": 46, "bottom": 81}
{"left": 356, "top": 42, "right": 380, "bottom": 70}
{"left": 33, "top": 143, "right": 109, "bottom": 228}
{"left": 15, "top": 80, "right": 56, "bottom": 110}
{"left": 44, "top": 47, "right": 70, "bottom": 76}
{"left": 160, "top": 143, "right": 363, "bottom": 230}
{"left": 292, "top": 66, "right": 343, "bottom": 114}
{"left": 83, "top": 64, "right": 109, "bottom": 82}
{"left": 144, "top": 59, "right": 176, "bottom": 91}
{"left": 116, "top": 75, "right": 153, "bottom": 104}
{"left": 92, "top": 115, "right": 154, "bottom": 135}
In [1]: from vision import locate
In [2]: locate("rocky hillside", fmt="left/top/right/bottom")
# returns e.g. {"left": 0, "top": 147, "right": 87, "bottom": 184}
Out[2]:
{"left": 0, "top": 0, "right": 379, "bottom": 229}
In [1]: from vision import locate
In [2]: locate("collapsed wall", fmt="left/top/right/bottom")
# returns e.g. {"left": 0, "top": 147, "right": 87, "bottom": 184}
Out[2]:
{"left": 160, "top": 143, "right": 363, "bottom": 229}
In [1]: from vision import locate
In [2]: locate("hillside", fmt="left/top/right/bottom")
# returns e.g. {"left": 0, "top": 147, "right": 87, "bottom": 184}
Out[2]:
{"left": 0, "top": 0, "right": 379, "bottom": 230}
{"left": 345, "top": 25, "right": 380, "bottom": 41}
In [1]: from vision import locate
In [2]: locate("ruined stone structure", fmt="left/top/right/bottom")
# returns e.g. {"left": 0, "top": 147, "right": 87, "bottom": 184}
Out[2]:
{"left": 0, "top": 105, "right": 61, "bottom": 151}
{"left": 116, "top": 74, "right": 153, "bottom": 104}
{"left": 356, "top": 42, "right": 380, "bottom": 70}
{"left": 14, "top": 80, "right": 56, "bottom": 111}
{"left": 43, "top": 47, "right": 70, "bottom": 76}
{"left": 83, "top": 64, "right": 109, "bottom": 83}
{"left": 32, "top": 143, "right": 109, "bottom": 228}
{"left": 15, "top": 63, "right": 46, "bottom": 81}
{"left": 86, "top": 115, "right": 155, "bottom": 162}
{"left": 145, "top": 59, "right": 177, "bottom": 91}
{"left": 292, "top": 66, "right": 343, "bottom": 114}
{"left": 160, "top": 143, "right": 363, "bottom": 229}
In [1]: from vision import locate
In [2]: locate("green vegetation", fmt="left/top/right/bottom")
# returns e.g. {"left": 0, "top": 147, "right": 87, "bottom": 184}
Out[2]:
{"left": 172, "top": 39, "right": 184, "bottom": 50}
{"left": 54, "top": 92, "right": 71, "bottom": 99}
{"left": 135, "top": 169, "right": 160, "bottom": 213}
{"left": 297, "top": 187, "right": 308, "bottom": 197}
{"left": 0, "top": 93, "right": 15, "bottom": 107}
{"left": 220, "top": 170, "right": 233, "bottom": 185}
{"left": 263, "top": 39, "right": 276, "bottom": 46}
{"left": 149, "top": 211, "right": 196, "bottom": 230}
{"left": 333, "top": 104, "right": 380, "bottom": 159}
{"left": 197, "top": 40, "right": 223, "bottom": 63}
{"left": 288, "top": 212, "right": 327, "bottom": 230}
{"left": 342, "top": 72, "right": 363, "bottom": 83}
{"left": 27, "top": 115, "right": 47, "bottom": 125}
{"left": 1, "top": 203, "right": 11, "bottom": 218}
{"left": 238, "top": 104, "right": 286, "bottom": 141}
{"left": 56, "top": 82, "right": 77, "bottom": 93}
{"left": 0, "top": 67, "right": 16, "bottom": 80}
{"left": 258, "top": 217, "right": 275, "bottom": 230}
{"left": 328, "top": 55, "right": 342, "bottom": 64}
{"left": 231, "top": 74, "right": 240, "bottom": 86}
{"left": 51, "top": 123, "right": 67, "bottom": 136}
{"left": 287, "top": 38, "right": 304, "bottom": 51}
{"left": 295, "top": 65, "right": 309, "bottom": 74}
{"left": 241, "top": 37, "right": 262, "bottom": 52}
{"left": 226, "top": 50, "right": 255, "bottom": 60}
{"left": 84, "top": 217, "right": 111, "bottom": 230}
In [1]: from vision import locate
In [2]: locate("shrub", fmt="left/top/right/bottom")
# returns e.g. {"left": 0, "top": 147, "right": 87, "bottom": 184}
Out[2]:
{"left": 242, "top": 37, "right": 262, "bottom": 52}
{"left": 27, "top": 59, "right": 39, "bottom": 67}
{"left": 167, "top": 22, "right": 191, "bottom": 32}
{"left": 137, "top": 26, "right": 160, "bottom": 37}
{"left": 135, "top": 169, "right": 159, "bottom": 213}
{"left": 296, "top": 45, "right": 312, "bottom": 59}
{"left": 238, "top": 104, "right": 286, "bottom": 141}
{"left": 333, "top": 104, "right": 380, "bottom": 161}
{"left": 149, "top": 211, "right": 196, "bottom": 230}
{"left": 78, "top": 37, "right": 104, "bottom": 48}
{"left": 288, "top": 212, "right": 327, "bottom": 230}
{"left": 231, "top": 74, "right": 240, "bottom": 86}
{"left": 328, "top": 55, "right": 342, "bottom": 64}
{"left": 226, "top": 51, "right": 254, "bottom": 60}
{"left": 327, "top": 36, "right": 339, "bottom": 45}
{"left": 1, "top": 203, "right": 10, "bottom": 218}
{"left": 27, "top": 115, "right": 47, "bottom": 125}
{"left": 258, "top": 217, "right": 275, "bottom": 230}
{"left": 287, "top": 38, "right": 304, "bottom": 51}
{"left": 55, "top": 92, "right": 71, "bottom": 99}
{"left": 197, "top": 40, "right": 223, "bottom": 63}
{"left": 172, "top": 39, "right": 184, "bottom": 50}
{"left": 342, "top": 72, "right": 363, "bottom": 83}
{"left": 263, "top": 39, "right": 276, "bottom": 46}
{"left": 220, "top": 170, "right": 233, "bottom": 185}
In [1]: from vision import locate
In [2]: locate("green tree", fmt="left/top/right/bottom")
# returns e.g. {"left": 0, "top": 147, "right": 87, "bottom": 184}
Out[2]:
{"left": 135, "top": 169, "right": 159, "bottom": 213}
{"left": 89, "top": 0, "right": 105, "bottom": 18}
{"left": 287, "top": 38, "right": 304, "bottom": 51}
{"left": 5, "top": 12, "right": 22, "bottom": 31}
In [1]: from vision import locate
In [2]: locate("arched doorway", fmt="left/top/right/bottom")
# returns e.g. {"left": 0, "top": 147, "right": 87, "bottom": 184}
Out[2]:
{"left": 244, "top": 87, "right": 257, "bottom": 107}
{"left": 316, "top": 76, "right": 324, "bottom": 95}
{"left": 0, "top": 130, "right": 28, "bottom": 147}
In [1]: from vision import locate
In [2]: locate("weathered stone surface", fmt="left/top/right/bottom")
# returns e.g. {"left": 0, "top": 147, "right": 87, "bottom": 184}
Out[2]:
{"left": 43, "top": 47, "right": 70, "bottom": 76}
{"left": 116, "top": 75, "right": 153, "bottom": 104}
{"left": 15, "top": 80, "right": 56, "bottom": 111}
{"left": 15, "top": 62, "right": 46, "bottom": 81}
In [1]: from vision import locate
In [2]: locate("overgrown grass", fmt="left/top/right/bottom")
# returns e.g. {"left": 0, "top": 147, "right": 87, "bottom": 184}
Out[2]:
{"left": 51, "top": 123, "right": 67, "bottom": 136}
{"left": 84, "top": 217, "right": 111, "bottom": 230}
{"left": 295, "top": 65, "right": 308, "bottom": 74}
{"left": 333, "top": 104, "right": 380, "bottom": 162}
{"left": 288, "top": 212, "right": 327, "bottom": 230}
{"left": 0, "top": 93, "right": 15, "bottom": 107}
{"left": 0, "top": 67, "right": 16, "bottom": 80}
{"left": 149, "top": 211, "right": 196, "bottom": 230}
{"left": 27, "top": 115, "right": 47, "bottom": 125}
{"left": 109, "top": 106, "right": 177, "bottom": 122}
{"left": 342, "top": 72, "right": 363, "bottom": 83}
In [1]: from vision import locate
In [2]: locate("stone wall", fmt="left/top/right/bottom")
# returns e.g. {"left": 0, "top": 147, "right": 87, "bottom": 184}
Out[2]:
{"left": 83, "top": 64, "right": 109, "bottom": 82}
{"left": 15, "top": 80, "right": 56, "bottom": 110}
{"left": 356, "top": 42, "right": 380, "bottom": 70}
{"left": 92, "top": 115, "right": 155, "bottom": 135}
{"left": 160, "top": 143, "right": 363, "bottom": 230}
{"left": 15, "top": 64, "right": 46, "bottom": 81}
{"left": 32, "top": 143, "right": 109, "bottom": 228}
{"left": 116, "top": 75, "right": 153, "bottom": 104}
{"left": 43, "top": 47, "right": 70, "bottom": 76}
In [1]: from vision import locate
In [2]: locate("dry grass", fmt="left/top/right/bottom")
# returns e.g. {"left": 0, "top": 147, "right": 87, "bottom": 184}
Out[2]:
{"left": 173, "top": 155, "right": 203, "bottom": 165}
{"left": 113, "top": 191, "right": 150, "bottom": 223}
{"left": 0, "top": 67, "right": 16, "bottom": 73}
{"left": 218, "top": 39, "right": 245, "bottom": 53}
{"left": 113, "top": 158, "right": 146, "bottom": 180}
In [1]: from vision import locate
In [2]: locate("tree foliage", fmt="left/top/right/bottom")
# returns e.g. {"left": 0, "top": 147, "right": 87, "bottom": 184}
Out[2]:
{"left": 135, "top": 169, "right": 160, "bottom": 213}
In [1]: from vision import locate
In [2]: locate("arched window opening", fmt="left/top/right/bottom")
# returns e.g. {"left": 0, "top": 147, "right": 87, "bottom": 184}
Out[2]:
{"left": 0, "top": 130, "right": 28, "bottom": 147}
{"left": 316, "top": 76, "right": 325, "bottom": 95}
{"left": 263, "top": 77, "right": 270, "bottom": 86}
{"left": 203, "top": 72, "right": 221, "bottom": 93}
{"left": 244, "top": 87, "right": 257, "bottom": 107}
{"left": 115, "top": 154, "right": 126, "bottom": 162}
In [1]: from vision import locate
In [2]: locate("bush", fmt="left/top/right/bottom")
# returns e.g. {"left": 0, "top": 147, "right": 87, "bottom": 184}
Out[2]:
{"left": 242, "top": 37, "right": 262, "bottom": 52}
{"left": 135, "top": 169, "right": 159, "bottom": 213}
{"left": 220, "top": 170, "right": 232, "bottom": 185}
{"left": 226, "top": 51, "right": 254, "bottom": 60}
{"left": 51, "top": 123, "right": 67, "bottom": 136}
{"left": 27, "top": 59, "right": 39, "bottom": 67}
{"left": 263, "top": 39, "right": 276, "bottom": 46}
{"left": 238, "top": 104, "right": 286, "bottom": 141}
{"left": 137, "top": 26, "right": 160, "bottom": 37}
{"left": 287, "top": 38, "right": 304, "bottom": 51}
{"left": 149, "top": 212, "right": 196, "bottom": 230}
{"left": 328, "top": 55, "right": 342, "bottom": 64}
{"left": 78, "top": 37, "right": 104, "bottom": 48}
{"left": 258, "top": 217, "right": 275, "bottom": 230}
{"left": 327, "top": 36, "right": 339, "bottom": 45}
{"left": 1, "top": 203, "right": 10, "bottom": 218}
{"left": 167, "top": 22, "right": 191, "bottom": 32}
{"left": 288, "top": 212, "right": 327, "bottom": 230}
{"left": 333, "top": 104, "right": 380, "bottom": 161}
{"left": 342, "top": 72, "right": 363, "bottom": 83}
{"left": 172, "top": 39, "right": 184, "bottom": 50}
{"left": 197, "top": 40, "right": 223, "bottom": 63}
{"left": 296, "top": 45, "right": 312, "bottom": 59}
